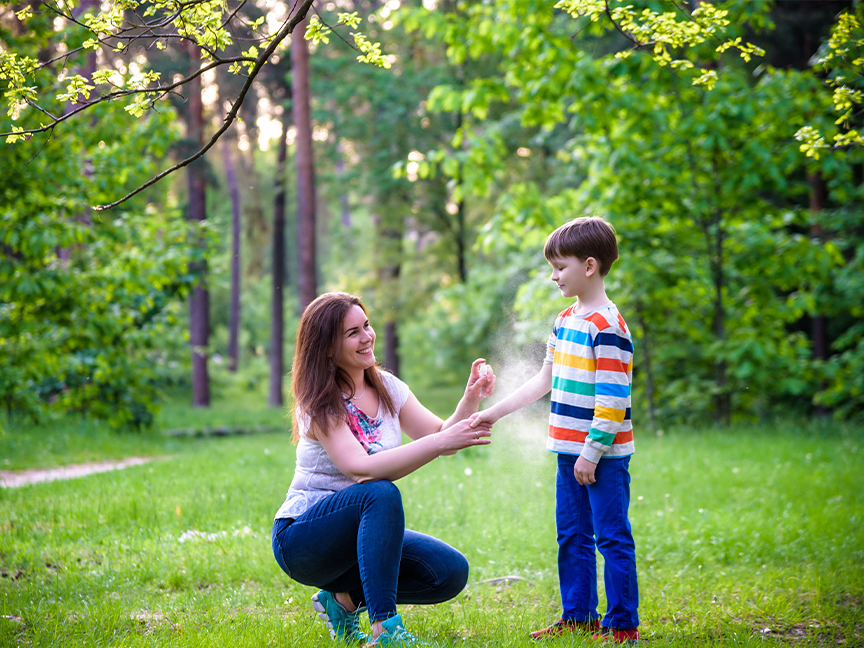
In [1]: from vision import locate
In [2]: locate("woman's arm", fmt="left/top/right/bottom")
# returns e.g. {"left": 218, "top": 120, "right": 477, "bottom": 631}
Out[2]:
{"left": 317, "top": 416, "right": 492, "bottom": 483}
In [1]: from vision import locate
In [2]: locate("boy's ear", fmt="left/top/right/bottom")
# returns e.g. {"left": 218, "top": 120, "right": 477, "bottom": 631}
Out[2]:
{"left": 585, "top": 257, "right": 598, "bottom": 277}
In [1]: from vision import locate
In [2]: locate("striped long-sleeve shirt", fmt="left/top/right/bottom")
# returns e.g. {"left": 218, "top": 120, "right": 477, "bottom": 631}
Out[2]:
{"left": 544, "top": 302, "right": 634, "bottom": 462}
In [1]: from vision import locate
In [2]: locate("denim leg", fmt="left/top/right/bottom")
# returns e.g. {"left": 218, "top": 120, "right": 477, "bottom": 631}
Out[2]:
{"left": 588, "top": 457, "right": 639, "bottom": 629}
{"left": 395, "top": 530, "right": 469, "bottom": 605}
{"left": 272, "top": 481, "right": 405, "bottom": 623}
{"left": 555, "top": 454, "right": 599, "bottom": 623}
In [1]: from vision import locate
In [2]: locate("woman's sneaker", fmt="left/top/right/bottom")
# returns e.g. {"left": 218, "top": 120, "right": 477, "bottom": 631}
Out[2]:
{"left": 366, "top": 614, "right": 428, "bottom": 647}
{"left": 311, "top": 590, "right": 367, "bottom": 643}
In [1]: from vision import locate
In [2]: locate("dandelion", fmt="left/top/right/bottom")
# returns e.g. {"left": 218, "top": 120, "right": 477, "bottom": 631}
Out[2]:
{"left": 464, "top": 467, "right": 473, "bottom": 476}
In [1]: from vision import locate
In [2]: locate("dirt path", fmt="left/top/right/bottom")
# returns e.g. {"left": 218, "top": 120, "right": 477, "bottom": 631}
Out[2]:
{"left": 0, "top": 457, "right": 165, "bottom": 488}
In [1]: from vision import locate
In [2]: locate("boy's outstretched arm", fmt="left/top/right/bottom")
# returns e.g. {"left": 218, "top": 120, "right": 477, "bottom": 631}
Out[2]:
{"left": 468, "top": 363, "right": 552, "bottom": 428}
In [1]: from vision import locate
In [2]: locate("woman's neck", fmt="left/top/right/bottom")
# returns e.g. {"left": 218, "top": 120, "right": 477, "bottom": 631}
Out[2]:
{"left": 345, "top": 369, "right": 366, "bottom": 395}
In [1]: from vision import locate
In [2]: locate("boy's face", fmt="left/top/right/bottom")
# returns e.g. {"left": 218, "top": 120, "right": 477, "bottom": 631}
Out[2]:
{"left": 548, "top": 255, "right": 590, "bottom": 299}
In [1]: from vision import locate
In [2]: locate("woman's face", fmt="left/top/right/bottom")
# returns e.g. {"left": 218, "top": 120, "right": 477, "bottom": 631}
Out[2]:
{"left": 334, "top": 305, "right": 377, "bottom": 374}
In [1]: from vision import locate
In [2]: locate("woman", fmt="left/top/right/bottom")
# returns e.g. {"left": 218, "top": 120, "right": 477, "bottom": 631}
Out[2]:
{"left": 272, "top": 292, "right": 496, "bottom": 647}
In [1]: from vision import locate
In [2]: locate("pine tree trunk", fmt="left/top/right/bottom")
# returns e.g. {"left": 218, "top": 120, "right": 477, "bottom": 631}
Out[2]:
{"left": 385, "top": 321, "right": 400, "bottom": 377}
{"left": 293, "top": 16, "right": 317, "bottom": 313}
{"left": 187, "top": 43, "right": 210, "bottom": 407}
{"left": 269, "top": 108, "right": 291, "bottom": 408}
{"left": 808, "top": 172, "right": 827, "bottom": 361}
{"left": 709, "top": 156, "right": 728, "bottom": 425}
{"left": 808, "top": 171, "right": 828, "bottom": 417}
{"left": 223, "top": 135, "right": 242, "bottom": 373}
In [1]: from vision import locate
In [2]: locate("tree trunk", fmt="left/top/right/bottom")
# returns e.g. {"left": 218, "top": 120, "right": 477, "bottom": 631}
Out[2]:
{"left": 187, "top": 43, "right": 210, "bottom": 407}
{"left": 808, "top": 171, "right": 827, "bottom": 361}
{"left": 336, "top": 146, "right": 352, "bottom": 229}
{"left": 377, "top": 214, "right": 403, "bottom": 376}
{"left": 455, "top": 196, "right": 467, "bottom": 282}
{"left": 269, "top": 107, "right": 291, "bottom": 408}
{"left": 709, "top": 156, "right": 729, "bottom": 425}
{"left": 808, "top": 171, "right": 828, "bottom": 417}
{"left": 385, "top": 321, "right": 400, "bottom": 377}
{"left": 293, "top": 16, "right": 317, "bottom": 313}
{"left": 58, "top": 0, "right": 98, "bottom": 265}
{"left": 223, "top": 134, "right": 242, "bottom": 373}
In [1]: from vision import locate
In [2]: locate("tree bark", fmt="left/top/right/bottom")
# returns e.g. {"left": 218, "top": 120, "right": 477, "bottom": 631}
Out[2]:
{"left": 223, "top": 134, "right": 242, "bottom": 373}
{"left": 187, "top": 43, "right": 210, "bottom": 407}
{"left": 808, "top": 171, "right": 829, "bottom": 417}
{"left": 808, "top": 171, "right": 827, "bottom": 361}
{"left": 293, "top": 16, "right": 318, "bottom": 313}
{"left": 58, "top": 0, "right": 98, "bottom": 265}
{"left": 269, "top": 107, "right": 291, "bottom": 408}
{"left": 708, "top": 155, "right": 729, "bottom": 425}
{"left": 385, "top": 320, "right": 400, "bottom": 377}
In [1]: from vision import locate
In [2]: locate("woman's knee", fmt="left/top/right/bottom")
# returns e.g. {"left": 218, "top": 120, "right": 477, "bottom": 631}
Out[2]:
{"left": 357, "top": 480, "right": 404, "bottom": 520}
{"left": 360, "top": 480, "right": 402, "bottom": 504}
{"left": 439, "top": 550, "right": 469, "bottom": 600}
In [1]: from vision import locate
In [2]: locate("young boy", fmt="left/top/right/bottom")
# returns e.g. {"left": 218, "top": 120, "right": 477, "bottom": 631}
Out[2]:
{"left": 470, "top": 216, "right": 639, "bottom": 644}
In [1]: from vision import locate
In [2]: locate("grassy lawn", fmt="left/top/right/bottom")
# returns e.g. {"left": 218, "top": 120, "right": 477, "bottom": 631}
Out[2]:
{"left": 1, "top": 396, "right": 862, "bottom": 647}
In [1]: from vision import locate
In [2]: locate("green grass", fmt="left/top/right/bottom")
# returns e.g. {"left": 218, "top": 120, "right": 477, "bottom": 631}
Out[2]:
{"left": 1, "top": 402, "right": 862, "bottom": 647}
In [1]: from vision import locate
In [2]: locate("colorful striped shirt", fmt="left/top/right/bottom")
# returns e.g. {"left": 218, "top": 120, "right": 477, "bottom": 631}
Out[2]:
{"left": 544, "top": 302, "right": 634, "bottom": 462}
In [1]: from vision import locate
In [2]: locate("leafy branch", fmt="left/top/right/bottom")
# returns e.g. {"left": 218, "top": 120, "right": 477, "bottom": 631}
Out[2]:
{"left": 1, "top": 0, "right": 391, "bottom": 209}
{"left": 796, "top": 8, "right": 864, "bottom": 159}
{"left": 554, "top": 0, "right": 764, "bottom": 89}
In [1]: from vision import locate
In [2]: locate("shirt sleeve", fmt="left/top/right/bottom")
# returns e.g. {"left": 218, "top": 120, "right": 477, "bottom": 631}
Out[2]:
{"left": 544, "top": 319, "right": 561, "bottom": 365}
{"left": 581, "top": 325, "right": 634, "bottom": 463}
{"left": 382, "top": 371, "right": 411, "bottom": 411}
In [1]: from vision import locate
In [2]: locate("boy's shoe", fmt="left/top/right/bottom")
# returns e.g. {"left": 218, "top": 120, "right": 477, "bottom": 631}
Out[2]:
{"left": 591, "top": 627, "right": 639, "bottom": 645}
{"left": 530, "top": 618, "right": 602, "bottom": 640}
{"left": 312, "top": 590, "right": 367, "bottom": 643}
{"left": 365, "top": 614, "right": 428, "bottom": 647}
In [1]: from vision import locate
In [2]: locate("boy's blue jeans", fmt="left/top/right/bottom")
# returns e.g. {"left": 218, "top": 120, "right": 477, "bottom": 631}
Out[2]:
{"left": 272, "top": 480, "right": 469, "bottom": 623}
{"left": 556, "top": 453, "right": 639, "bottom": 629}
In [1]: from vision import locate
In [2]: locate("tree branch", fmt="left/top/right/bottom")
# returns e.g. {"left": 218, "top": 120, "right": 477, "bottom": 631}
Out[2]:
{"left": 1, "top": 56, "right": 256, "bottom": 140}
{"left": 92, "top": 0, "right": 315, "bottom": 210}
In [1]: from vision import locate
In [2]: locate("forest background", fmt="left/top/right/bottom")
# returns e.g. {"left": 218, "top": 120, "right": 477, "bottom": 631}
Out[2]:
{"left": 2, "top": 0, "right": 864, "bottom": 432}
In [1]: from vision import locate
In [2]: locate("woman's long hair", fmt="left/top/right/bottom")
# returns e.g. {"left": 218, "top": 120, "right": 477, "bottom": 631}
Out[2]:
{"left": 291, "top": 292, "right": 396, "bottom": 443}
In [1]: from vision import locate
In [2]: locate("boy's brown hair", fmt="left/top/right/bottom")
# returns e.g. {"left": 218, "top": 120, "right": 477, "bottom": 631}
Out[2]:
{"left": 544, "top": 216, "right": 619, "bottom": 277}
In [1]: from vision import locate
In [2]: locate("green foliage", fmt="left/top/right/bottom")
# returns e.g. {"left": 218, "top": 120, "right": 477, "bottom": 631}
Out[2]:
{"left": 0, "top": 11, "right": 212, "bottom": 428}
{"left": 395, "top": 0, "right": 864, "bottom": 424}
{"left": 400, "top": 252, "right": 533, "bottom": 391}
{"left": 0, "top": 201, "right": 205, "bottom": 428}
{"left": 796, "top": 7, "right": 864, "bottom": 157}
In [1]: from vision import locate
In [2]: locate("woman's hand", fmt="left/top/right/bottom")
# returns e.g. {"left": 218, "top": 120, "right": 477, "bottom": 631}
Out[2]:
{"left": 436, "top": 418, "right": 492, "bottom": 454}
{"left": 465, "top": 358, "right": 496, "bottom": 402}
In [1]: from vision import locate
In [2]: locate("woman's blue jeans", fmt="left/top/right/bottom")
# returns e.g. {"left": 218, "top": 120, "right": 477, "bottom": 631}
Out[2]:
{"left": 272, "top": 480, "right": 469, "bottom": 623}
{"left": 556, "top": 454, "right": 639, "bottom": 629}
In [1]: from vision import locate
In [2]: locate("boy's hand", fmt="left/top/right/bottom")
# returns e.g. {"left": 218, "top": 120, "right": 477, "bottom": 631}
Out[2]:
{"left": 468, "top": 408, "right": 499, "bottom": 429}
{"left": 574, "top": 455, "right": 597, "bottom": 485}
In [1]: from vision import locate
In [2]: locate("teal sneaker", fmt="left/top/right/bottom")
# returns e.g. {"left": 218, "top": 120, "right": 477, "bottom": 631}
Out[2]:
{"left": 311, "top": 590, "right": 366, "bottom": 643}
{"left": 367, "top": 614, "right": 429, "bottom": 647}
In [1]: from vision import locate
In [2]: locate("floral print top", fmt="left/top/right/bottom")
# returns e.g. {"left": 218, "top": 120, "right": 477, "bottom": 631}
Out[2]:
{"left": 344, "top": 397, "right": 384, "bottom": 455}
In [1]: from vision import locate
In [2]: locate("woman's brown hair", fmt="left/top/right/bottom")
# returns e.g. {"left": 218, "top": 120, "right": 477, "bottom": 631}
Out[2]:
{"left": 291, "top": 292, "right": 397, "bottom": 443}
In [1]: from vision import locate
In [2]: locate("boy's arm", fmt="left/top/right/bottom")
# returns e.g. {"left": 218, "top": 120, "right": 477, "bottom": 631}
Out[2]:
{"left": 468, "top": 363, "right": 552, "bottom": 428}
{"left": 575, "top": 326, "right": 633, "bottom": 484}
